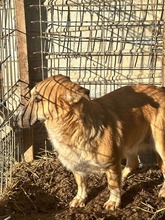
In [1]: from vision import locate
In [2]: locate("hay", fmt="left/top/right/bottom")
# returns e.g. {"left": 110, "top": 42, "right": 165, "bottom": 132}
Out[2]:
{"left": 0, "top": 155, "right": 165, "bottom": 220}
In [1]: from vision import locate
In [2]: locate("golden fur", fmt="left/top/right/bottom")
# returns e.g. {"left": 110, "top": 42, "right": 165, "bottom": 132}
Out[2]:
{"left": 17, "top": 74, "right": 165, "bottom": 210}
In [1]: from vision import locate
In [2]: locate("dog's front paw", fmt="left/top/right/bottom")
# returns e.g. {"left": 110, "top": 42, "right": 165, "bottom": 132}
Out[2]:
{"left": 103, "top": 199, "right": 120, "bottom": 211}
{"left": 70, "top": 197, "right": 86, "bottom": 208}
{"left": 159, "top": 185, "right": 165, "bottom": 198}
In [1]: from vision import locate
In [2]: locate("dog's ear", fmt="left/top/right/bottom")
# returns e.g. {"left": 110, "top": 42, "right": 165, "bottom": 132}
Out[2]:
{"left": 60, "top": 88, "right": 90, "bottom": 105}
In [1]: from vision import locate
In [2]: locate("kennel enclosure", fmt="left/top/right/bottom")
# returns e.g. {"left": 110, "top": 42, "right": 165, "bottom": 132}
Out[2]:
{"left": 0, "top": 0, "right": 164, "bottom": 194}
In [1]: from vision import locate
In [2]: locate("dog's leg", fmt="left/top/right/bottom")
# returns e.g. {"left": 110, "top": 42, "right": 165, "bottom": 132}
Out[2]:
{"left": 152, "top": 129, "right": 165, "bottom": 198}
{"left": 122, "top": 154, "right": 139, "bottom": 182}
{"left": 70, "top": 172, "right": 87, "bottom": 208}
{"left": 156, "top": 152, "right": 165, "bottom": 198}
{"left": 104, "top": 164, "right": 121, "bottom": 211}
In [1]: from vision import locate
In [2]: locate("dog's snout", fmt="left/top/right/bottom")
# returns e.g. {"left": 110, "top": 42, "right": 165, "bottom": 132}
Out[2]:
{"left": 16, "top": 105, "right": 27, "bottom": 128}
{"left": 13, "top": 114, "right": 18, "bottom": 124}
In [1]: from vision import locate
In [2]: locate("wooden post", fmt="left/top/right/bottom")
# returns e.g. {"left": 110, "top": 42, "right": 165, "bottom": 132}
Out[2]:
{"left": 23, "top": 0, "right": 48, "bottom": 154}
{"left": 162, "top": 4, "right": 165, "bottom": 87}
{"left": 15, "top": 0, "right": 34, "bottom": 162}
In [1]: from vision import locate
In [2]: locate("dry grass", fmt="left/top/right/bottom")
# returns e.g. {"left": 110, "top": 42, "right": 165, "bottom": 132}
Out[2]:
{"left": 0, "top": 154, "right": 165, "bottom": 220}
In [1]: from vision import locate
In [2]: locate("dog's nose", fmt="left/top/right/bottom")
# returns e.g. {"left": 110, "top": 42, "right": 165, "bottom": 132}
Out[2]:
{"left": 13, "top": 114, "right": 17, "bottom": 123}
{"left": 12, "top": 113, "right": 21, "bottom": 127}
{"left": 14, "top": 111, "right": 21, "bottom": 127}
{"left": 15, "top": 105, "right": 26, "bottom": 127}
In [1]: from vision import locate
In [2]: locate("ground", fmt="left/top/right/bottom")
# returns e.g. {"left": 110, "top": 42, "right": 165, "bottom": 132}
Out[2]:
{"left": 0, "top": 155, "right": 165, "bottom": 220}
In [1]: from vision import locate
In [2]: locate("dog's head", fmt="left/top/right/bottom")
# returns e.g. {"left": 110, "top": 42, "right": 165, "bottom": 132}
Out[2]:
{"left": 17, "top": 74, "right": 90, "bottom": 128}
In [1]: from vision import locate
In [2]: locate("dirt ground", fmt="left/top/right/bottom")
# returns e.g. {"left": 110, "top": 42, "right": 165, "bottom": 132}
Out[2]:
{"left": 0, "top": 155, "right": 165, "bottom": 220}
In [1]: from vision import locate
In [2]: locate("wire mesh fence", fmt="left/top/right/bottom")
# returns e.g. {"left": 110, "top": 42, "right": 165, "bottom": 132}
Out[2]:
{"left": 27, "top": 0, "right": 164, "bottom": 98}
{"left": 0, "top": 0, "right": 22, "bottom": 195}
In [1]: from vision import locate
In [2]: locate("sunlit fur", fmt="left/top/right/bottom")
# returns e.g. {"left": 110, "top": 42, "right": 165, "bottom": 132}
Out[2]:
{"left": 17, "top": 74, "right": 165, "bottom": 211}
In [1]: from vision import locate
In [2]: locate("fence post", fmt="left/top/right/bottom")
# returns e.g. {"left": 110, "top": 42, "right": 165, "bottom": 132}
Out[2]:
{"left": 162, "top": 5, "right": 165, "bottom": 86}
{"left": 15, "top": 0, "right": 34, "bottom": 162}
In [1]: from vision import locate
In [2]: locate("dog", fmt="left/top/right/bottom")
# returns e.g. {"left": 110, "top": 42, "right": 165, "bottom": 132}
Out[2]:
{"left": 17, "top": 74, "right": 165, "bottom": 211}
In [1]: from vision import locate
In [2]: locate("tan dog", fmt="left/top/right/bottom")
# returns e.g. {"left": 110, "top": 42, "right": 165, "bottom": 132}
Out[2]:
{"left": 17, "top": 74, "right": 165, "bottom": 211}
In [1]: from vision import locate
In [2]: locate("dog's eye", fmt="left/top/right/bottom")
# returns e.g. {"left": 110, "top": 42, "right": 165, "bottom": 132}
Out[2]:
{"left": 34, "top": 97, "right": 42, "bottom": 103}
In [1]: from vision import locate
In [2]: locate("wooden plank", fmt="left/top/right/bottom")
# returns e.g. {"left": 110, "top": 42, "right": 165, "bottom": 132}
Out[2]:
{"left": 15, "top": 0, "right": 34, "bottom": 162}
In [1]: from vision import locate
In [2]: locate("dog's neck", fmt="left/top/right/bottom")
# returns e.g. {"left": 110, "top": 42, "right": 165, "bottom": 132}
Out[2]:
{"left": 44, "top": 99, "right": 106, "bottom": 145}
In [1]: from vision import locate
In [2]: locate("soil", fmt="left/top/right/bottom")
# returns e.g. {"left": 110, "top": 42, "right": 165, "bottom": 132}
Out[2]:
{"left": 0, "top": 155, "right": 165, "bottom": 220}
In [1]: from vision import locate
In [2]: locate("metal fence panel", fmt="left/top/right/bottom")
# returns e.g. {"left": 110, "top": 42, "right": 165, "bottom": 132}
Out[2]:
{"left": 0, "top": 0, "right": 21, "bottom": 195}
{"left": 27, "top": 0, "right": 164, "bottom": 98}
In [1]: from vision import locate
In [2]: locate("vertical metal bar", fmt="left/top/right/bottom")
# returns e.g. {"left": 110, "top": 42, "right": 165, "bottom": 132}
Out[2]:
{"left": 162, "top": 2, "right": 165, "bottom": 86}
{"left": 15, "top": 0, "right": 34, "bottom": 162}
{"left": 39, "top": 0, "right": 44, "bottom": 80}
